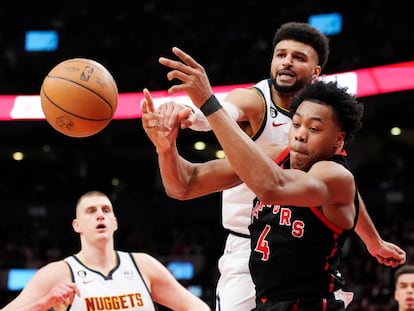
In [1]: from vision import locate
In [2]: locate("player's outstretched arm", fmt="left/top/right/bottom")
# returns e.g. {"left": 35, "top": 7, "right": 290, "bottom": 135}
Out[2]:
{"left": 142, "top": 88, "right": 242, "bottom": 199}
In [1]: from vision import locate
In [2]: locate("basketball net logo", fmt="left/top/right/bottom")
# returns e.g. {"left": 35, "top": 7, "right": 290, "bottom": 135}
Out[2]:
{"left": 80, "top": 65, "right": 94, "bottom": 82}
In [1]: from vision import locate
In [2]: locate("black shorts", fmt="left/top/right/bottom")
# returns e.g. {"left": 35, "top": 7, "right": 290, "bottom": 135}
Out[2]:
{"left": 253, "top": 297, "right": 346, "bottom": 311}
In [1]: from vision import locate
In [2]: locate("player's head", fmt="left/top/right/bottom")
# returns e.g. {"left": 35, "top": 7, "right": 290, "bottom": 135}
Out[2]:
{"left": 270, "top": 22, "right": 330, "bottom": 95}
{"left": 288, "top": 80, "right": 363, "bottom": 170}
{"left": 73, "top": 190, "right": 118, "bottom": 237}
{"left": 272, "top": 22, "right": 330, "bottom": 69}
{"left": 394, "top": 265, "right": 414, "bottom": 310}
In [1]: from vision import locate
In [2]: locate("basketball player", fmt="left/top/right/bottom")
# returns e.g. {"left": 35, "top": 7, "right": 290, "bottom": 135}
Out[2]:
{"left": 142, "top": 77, "right": 368, "bottom": 310}
{"left": 0, "top": 191, "right": 211, "bottom": 311}
{"left": 394, "top": 265, "right": 414, "bottom": 311}
{"left": 151, "top": 22, "right": 406, "bottom": 311}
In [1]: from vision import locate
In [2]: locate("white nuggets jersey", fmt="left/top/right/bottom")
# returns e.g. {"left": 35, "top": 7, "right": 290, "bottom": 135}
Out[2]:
{"left": 64, "top": 251, "right": 157, "bottom": 311}
{"left": 221, "top": 78, "right": 291, "bottom": 235}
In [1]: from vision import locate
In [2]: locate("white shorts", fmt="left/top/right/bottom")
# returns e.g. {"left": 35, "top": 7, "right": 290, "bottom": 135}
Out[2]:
{"left": 215, "top": 233, "right": 255, "bottom": 311}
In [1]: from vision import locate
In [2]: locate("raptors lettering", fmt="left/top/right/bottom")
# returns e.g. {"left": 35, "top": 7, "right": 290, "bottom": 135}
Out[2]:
{"left": 84, "top": 292, "right": 144, "bottom": 310}
{"left": 252, "top": 201, "right": 305, "bottom": 237}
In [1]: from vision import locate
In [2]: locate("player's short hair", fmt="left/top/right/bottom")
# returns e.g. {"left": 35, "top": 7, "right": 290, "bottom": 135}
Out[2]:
{"left": 394, "top": 265, "right": 414, "bottom": 286}
{"left": 272, "top": 22, "right": 330, "bottom": 69}
{"left": 290, "top": 80, "right": 364, "bottom": 146}
{"left": 75, "top": 190, "right": 112, "bottom": 216}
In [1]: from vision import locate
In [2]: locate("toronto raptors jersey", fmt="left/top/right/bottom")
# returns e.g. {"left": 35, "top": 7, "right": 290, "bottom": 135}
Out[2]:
{"left": 222, "top": 78, "right": 292, "bottom": 235}
{"left": 64, "top": 251, "right": 157, "bottom": 311}
{"left": 249, "top": 147, "right": 359, "bottom": 303}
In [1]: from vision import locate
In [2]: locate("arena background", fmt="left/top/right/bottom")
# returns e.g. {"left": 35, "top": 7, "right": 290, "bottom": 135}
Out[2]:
{"left": 0, "top": 1, "right": 413, "bottom": 310}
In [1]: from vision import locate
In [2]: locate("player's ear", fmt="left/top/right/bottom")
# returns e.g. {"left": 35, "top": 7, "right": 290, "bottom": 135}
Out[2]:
{"left": 335, "top": 132, "right": 345, "bottom": 150}
{"left": 312, "top": 65, "right": 322, "bottom": 78}
{"left": 113, "top": 217, "right": 118, "bottom": 231}
{"left": 72, "top": 219, "right": 81, "bottom": 233}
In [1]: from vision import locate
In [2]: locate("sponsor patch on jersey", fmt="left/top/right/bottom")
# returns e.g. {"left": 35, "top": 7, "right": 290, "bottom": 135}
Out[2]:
{"left": 270, "top": 107, "right": 278, "bottom": 118}
{"left": 77, "top": 270, "right": 87, "bottom": 278}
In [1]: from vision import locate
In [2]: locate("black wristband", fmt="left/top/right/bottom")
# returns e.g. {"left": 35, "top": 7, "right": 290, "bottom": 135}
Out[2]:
{"left": 200, "top": 95, "right": 223, "bottom": 116}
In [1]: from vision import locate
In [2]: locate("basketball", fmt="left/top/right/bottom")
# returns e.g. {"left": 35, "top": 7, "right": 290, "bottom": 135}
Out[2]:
{"left": 40, "top": 58, "right": 118, "bottom": 138}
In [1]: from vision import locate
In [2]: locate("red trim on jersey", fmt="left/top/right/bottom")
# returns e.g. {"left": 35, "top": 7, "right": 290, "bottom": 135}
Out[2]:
{"left": 309, "top": 206, "right": 343, "bottom": 234}
{"left": 274, "top": 146, "right": 290, "bottom": 165}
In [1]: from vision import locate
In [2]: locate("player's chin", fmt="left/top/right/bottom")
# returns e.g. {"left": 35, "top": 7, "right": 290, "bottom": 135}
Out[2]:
{"left": 274, "top": 81, "right": 300, "bottom": 94}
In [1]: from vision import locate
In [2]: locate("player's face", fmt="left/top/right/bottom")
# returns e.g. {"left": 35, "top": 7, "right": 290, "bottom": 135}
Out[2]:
{"left": 288, "top": 100, "right": 343, "bottom": 171}
{"left": 394, "top": 273, "right": 414, "bottom": 310}
{"left": 74, "top": 195, "right": 118, "bottom": 239}
{"left": 270, "top": 40, "right": 321, "bottom": 95}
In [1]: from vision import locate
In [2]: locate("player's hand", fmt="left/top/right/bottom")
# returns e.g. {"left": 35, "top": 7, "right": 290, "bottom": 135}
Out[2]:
{"left": 155, "top": 101, "right": 196, "bottom": 130}
{"left": 44, "top": 282, "right": 80, "bottom": 309}
{"left": 159, "top": 47, "right": 214, "bottom": 108}
{"left": 367, "top": 239, "right": 406, "bottom": 268}
{"left": 141, "top": 88, "right": 180, "bottom": 153}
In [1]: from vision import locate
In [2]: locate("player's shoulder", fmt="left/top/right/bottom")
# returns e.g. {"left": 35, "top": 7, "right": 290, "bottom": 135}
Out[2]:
{"left": 45, "top": 259, "right": 71, "bottom": 271}
{"left": 225, "top": 87, "right": 264, "bottom": 114}
{"left": 32, "top": 259, "right": 71, "bottom": 281}
{"left": 131, "top": 252, "right": 158, "bottom": 264}
{"left": 311, "top": 160, "right": 354, "bottom": 185}
{"left": 40, "top": 258, "right": 66, "bottom": 267}
{"left": 131, "top": 252, "right": 169, "bottom": 277}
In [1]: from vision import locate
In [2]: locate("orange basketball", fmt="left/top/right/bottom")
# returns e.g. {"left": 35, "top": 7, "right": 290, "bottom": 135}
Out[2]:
{"left": 40, "top": 58, "right": 118, "bottom": 138}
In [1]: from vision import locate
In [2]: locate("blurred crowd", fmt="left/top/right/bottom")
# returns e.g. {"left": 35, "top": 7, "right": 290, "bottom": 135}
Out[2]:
{"left": 0, "top": 0, "right": 413, "bottom": 310}
{"left": 0, "top": 0, "right": 413, "bottom": 95}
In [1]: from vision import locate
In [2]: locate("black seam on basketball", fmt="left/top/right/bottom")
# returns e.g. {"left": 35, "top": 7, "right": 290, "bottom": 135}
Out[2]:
{"left": 44, "top": 75, "right": 115, "bottom": 120}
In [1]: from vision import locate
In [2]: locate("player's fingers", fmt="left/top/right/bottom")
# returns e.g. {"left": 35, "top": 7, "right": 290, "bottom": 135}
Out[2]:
{"left": 179, "top": 108, "right": 194, "bottom": 129}
{"left": 376, "top": 256, "right": 385, "bottom": 265}
{"left": 156, "top": 102, "right": 173, "bottom": 116}
{"left": 171, "top": 46, "right": 203, "bottom": 70}
{"left": 159, "top": 49, "right": 202, "bottom": 75}
{"left": 65, "top": 287, "right": 78, "bottom": 304}
{"left": 389, "top": 246, "right": 406, "bottom": 263}
{"left": 143, "top": 115, "right": 171, "bottom": 131}
{"left": 73, "top": 284, "right": 81, "bottom": 297}
{"left": 387, "top": 259, "right": 400, "bottom": 268}
{"left": 159, "top": 58, "right": 191, "bottom": 77}
{"left": 143, "top": 88, "right": 155, "bottom": 113}
{"left": 156, "top": 102, "right": 192, "bottom": 130}
{"left": 396, "top": 247, "right": 407, "bottom": 258}
{"left": 157, "top": 103, "right": 179, "bottom": 129}
{"left": 178, "top": 106, "right": 192, "bottom": 120}
{"left": 167, "top": 84, "right": 187, "bottom": 95}
{"left": 180, "top": 120, "right": 192, "bottom": 129}
{"left": 381, "top": 257, "right": 402, "bottom": 268}
{"left": 166, "top": 70, "right": 190, "bottom": 83}
{"left": 140, "top": 99, "right": 148, "bottom": 114}
{"left": 140, "top": 93, "right": 150, "bottom": 115}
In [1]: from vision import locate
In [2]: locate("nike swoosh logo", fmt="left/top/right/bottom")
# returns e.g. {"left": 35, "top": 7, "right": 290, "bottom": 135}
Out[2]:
{"left": 82, "top": 280, "right": 93, "bottom": 284}
{"left": 272, "top": 121, "right": 288, "bottom": 127}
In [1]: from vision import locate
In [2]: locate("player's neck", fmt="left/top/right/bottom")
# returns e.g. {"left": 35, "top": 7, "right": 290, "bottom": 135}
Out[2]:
{"left": 77, "top": 246, "right": 116, "bottom": 273}
{"left": 271, "top": 88, "right": 296, "bottom": 111}
{"left": 274, "top": 93, "right": 294, "bottom": 111}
